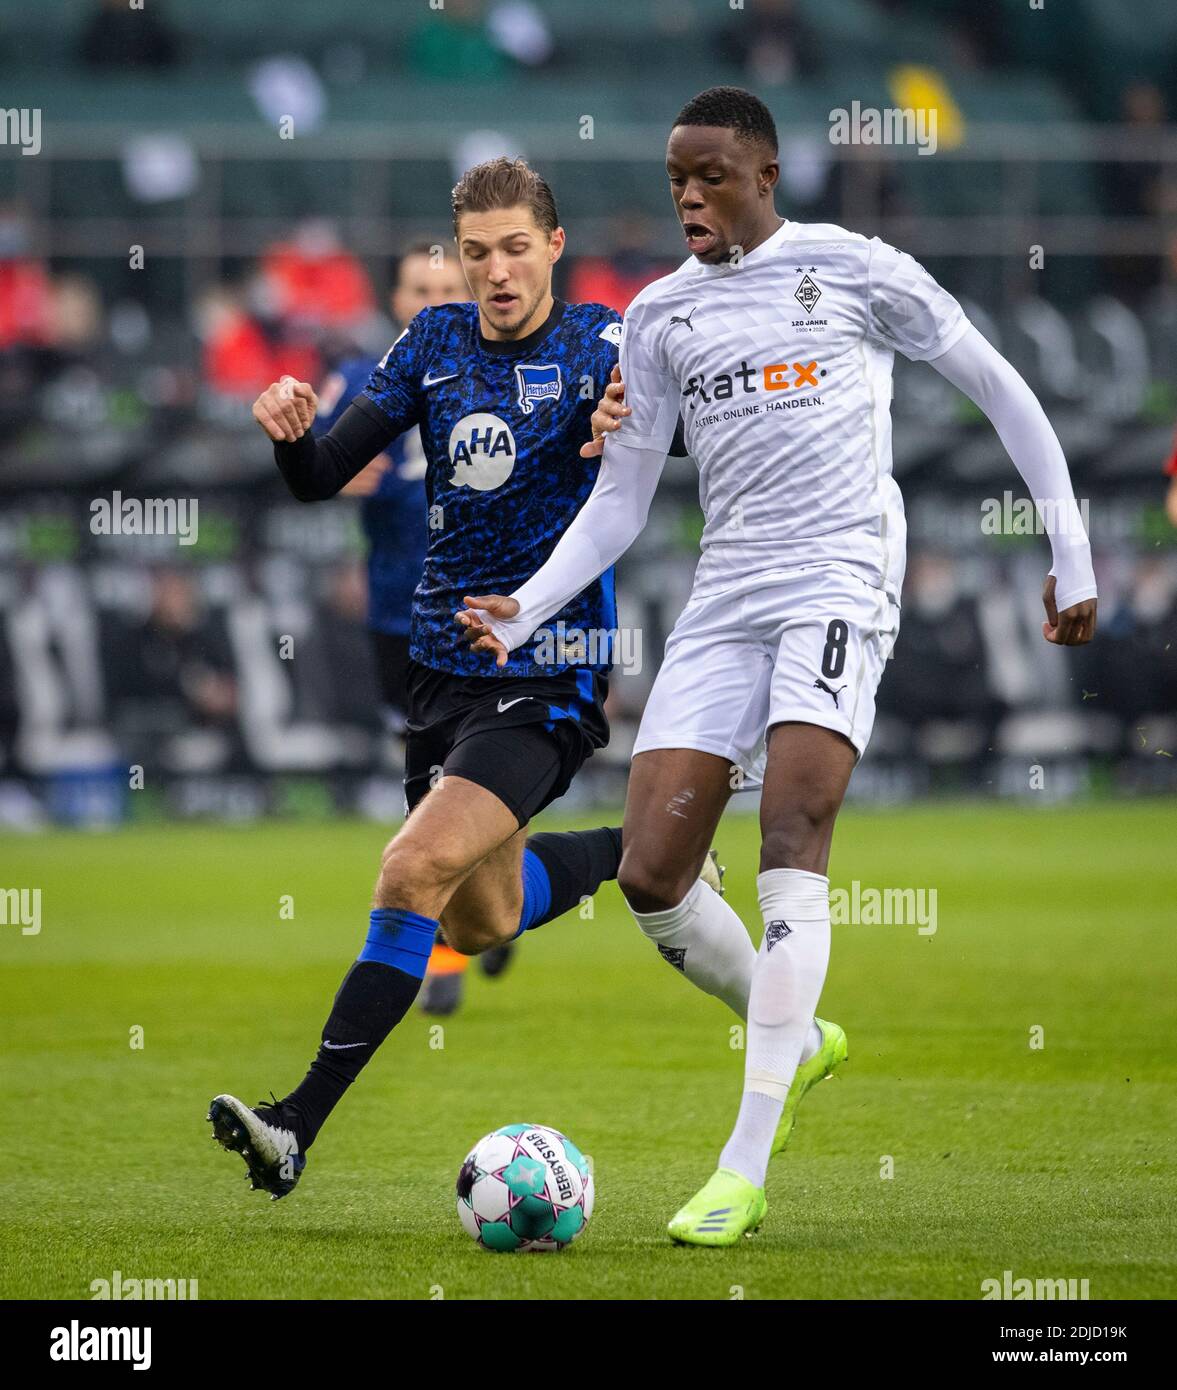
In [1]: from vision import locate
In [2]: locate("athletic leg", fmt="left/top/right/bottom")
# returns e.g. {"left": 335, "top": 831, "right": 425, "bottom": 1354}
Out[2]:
{"left": 208, "top": 772, "right": 522, "bottom": 1196}
{"left": 717, "top": 722, "right": 854, "bottom": 1187}
{"left": 441, "top": 823, "right": 624, "bottom": 955}
{"left": 617, "top": 587, "right": 778, "bottom": 1018}
{"left": 668, "top": 569, "right": 896, "bottom": 1244}
{"left": 616, "top": 748, "right": 756, "bottom": 1017}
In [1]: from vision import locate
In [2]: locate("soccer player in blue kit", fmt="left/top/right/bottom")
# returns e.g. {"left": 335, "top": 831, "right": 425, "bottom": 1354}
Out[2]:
{"left": 206, "top": 158, "right": 683, "bottom": 1198}
{"left": 315, "top": 241, "right": 512, "bottom": 1015}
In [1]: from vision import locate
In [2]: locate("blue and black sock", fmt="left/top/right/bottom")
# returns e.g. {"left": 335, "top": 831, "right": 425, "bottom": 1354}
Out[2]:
{"left": 280, "top": 908, "right": 436, "bottom": 1149}
{"left": 516, "top": 827, "right": 623, "bottom": 935}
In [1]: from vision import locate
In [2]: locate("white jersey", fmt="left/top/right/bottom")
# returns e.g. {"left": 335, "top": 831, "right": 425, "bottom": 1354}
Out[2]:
{"left": 617, "top": 219, "right": 970, "bottom": 601}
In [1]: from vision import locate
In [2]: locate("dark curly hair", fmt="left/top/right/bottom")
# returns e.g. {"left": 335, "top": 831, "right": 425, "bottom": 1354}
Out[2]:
{"left": 673, "top": 86, "right": 778, "bottom": 155}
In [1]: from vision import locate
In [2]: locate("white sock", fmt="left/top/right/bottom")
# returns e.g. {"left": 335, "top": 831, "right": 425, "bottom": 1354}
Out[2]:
{"left": 719, "top": 868, "right": 831, "bottom": 1187}
{"left": 630, "top": 881, "right": 824, "bottom": 1053}
{"left": 630, "top": 879, "right": 755, "bottom": 1019}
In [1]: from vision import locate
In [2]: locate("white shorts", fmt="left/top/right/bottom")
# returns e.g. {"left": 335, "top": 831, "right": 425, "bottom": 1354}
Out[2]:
{"left": 632, "top": 564, "right": 900, "bottom": 785}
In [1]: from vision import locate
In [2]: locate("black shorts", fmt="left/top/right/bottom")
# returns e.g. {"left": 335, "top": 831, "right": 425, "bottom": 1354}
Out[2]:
{"left": 403, "top": 660, "right": 610, "bottom": 827}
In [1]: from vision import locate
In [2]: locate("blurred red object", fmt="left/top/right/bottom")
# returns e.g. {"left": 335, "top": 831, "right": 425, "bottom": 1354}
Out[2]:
{"left": 568, "top": 256, "right": 673, "bottom": 316}
{"left": 0, "top": 259, "right": 53, "bottom": 348}
{"left": 261, "top": 241, "right": 373, "bottom": 329}
{"left": 204, "top": 307, "right": 318, "bottom": 398}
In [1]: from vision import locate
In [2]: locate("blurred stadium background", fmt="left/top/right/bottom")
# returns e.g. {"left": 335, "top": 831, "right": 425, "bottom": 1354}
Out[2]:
{"left": 1, "top": 0, "right": 1175, "bottom": 831}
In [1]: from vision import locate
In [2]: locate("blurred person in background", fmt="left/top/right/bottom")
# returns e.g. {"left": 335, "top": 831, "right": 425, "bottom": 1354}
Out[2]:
{"left": 101, "top": 568, "right": 238, "bottom": 763}
{"left": 0, "top": 202, "right": 108, "bottom": 431}
{"left": 716, "top": 0, "right": 819, "bottom": 86}
{"left": 1077, "top": 552, "right": 1177, "bottom": 729}
{"left": 1164, "top": 426, "right": 1177, "bottom": 528}
{"left": 260, "top": 219, "right": 375, "bottom": 334}
{"left": 196, "top": 280, "right": 320, "bottom": 401}
{"left": 34, "top": 275, "right": 109, "bottom": 433}
{"left": 0, "top": 202, "right": 51, "bottom": 430}
{"left": 1104, "top": 81, "right": 1170, "bottom": 305}
{"left": 568, "top": 214, "right": 678, "bottom": 316}
{"left": 407, "top": 0, "right": 555, "bottom": 80}
{"left": 297, "top": 559, "right": 384, "bottom": 739}
{"left": 0, "top": 203, "right": 52, "bottom": 353}
{"left": 78, "top": 0, "right": 182, "bottom": 69}
{"left": 876, "top": 549, "right": 1005, "bottom": 757}
{"left": 313, "top": 239, "right": 512, "bottom": 1015}
{"left": 196, "top": 222, "right": 375, "bottom": 400}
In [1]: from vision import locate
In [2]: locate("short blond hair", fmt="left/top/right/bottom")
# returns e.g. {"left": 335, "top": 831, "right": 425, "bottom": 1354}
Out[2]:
{"left": 451, "top": 157, "right": 558, "bottom": 237}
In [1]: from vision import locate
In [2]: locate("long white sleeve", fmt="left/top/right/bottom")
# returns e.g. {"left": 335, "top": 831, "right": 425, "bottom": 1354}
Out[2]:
{"left": 478, "top": 437, "right": 668, "bottom": 653}
{"left": 928, "top": 324, "right": 1096, "bottom": 610}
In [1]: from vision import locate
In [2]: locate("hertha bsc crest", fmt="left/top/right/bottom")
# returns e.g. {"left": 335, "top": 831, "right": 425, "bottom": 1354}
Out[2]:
{"left": 515, "top": 362, "right": 562, "bottom": 415}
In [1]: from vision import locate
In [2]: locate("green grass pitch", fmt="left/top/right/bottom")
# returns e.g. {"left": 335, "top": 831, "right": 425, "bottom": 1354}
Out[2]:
{"left": 2, "top": 801, "right": 1175, "bottom": 1300}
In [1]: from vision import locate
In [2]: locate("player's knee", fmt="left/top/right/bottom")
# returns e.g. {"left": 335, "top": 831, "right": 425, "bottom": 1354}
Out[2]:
{"left": 618, "top": 850, "right": 696, "bottom": 915}
{"left": 434, "top": 919, "right": 481, "bottom": 955}
{"left": 440, "top": 916, "right": 513, "bottom": 957}
{"left": 375, "top": 838, "right": 466, "bottom": 912}
{"left": 759, "top": 801, "right": 839, "bottom": 873}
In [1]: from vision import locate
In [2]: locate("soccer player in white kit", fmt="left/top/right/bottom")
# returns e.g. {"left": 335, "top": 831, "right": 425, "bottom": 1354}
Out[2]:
{"left": 457, "top": 87, "right": 1098, "bottom": 1245}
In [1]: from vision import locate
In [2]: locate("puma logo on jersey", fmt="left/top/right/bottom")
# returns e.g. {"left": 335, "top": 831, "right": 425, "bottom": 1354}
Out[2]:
{"left": 813, "top": 678, "right": 846, "bottom": 708}
{"left": 669, "top": 307, "right": 697, "bottom": 331}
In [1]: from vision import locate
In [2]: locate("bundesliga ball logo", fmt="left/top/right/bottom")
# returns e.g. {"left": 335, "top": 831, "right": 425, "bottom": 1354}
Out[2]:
{"left": 447, "top": 412, "right": 516, "bottom": 491}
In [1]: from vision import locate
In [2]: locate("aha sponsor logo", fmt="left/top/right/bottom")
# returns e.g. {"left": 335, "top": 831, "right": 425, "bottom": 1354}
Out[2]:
{"left": 447, "top": 412, "right": 516, "bottom": 491}
{"left": 682, "top": 359, "right": 824, "bottom": 409}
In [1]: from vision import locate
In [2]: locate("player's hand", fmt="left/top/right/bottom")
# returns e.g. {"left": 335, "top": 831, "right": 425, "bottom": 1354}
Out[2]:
{"left": 455, "top": 594, "right": 520, "bottom": 668}
{"left": 340, "top": 454, "right": 391, "bottom": 497}
{"left": 1042, "top": 575, "right": 1097, "bottom": 646}
{"left": 579, "top": 365, "right": 631, "bottom": 458}
{"left": 252, "top": 376, "right": 317, "bottom": 443}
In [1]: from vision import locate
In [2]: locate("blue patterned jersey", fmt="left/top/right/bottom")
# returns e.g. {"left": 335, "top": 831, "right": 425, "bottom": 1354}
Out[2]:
{"left": 359, "top": 299, "right": 622, "bottom": 677}
{"left": 316, "top": 356, "right": 426, "bottom": 638}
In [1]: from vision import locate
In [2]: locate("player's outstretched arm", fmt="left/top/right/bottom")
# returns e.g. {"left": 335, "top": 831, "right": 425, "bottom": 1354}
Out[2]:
{"left": 455, "top": 436, "right": 667, "bottom": 666}
{"left": 927, "top": 324, "right": 1097, "bottom": 646}
{"left": 261, "top": 380, "right": 398, "bottom": 503}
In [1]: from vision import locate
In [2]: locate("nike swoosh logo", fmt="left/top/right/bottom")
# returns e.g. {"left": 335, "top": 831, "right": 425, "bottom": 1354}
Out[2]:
{"left": 322, "top": 1040, "right": 368, "bottom": 1051}
{"left": 422, "top": 372, "right": 458, "bottom": 388}
{"left": 497, "top": 696, "right": 530, "bottom": 713}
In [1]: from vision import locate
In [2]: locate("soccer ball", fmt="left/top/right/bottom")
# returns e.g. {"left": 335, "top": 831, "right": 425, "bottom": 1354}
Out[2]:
{"left": 456, "top": 1123, "right": 594, "bottom": 1252}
